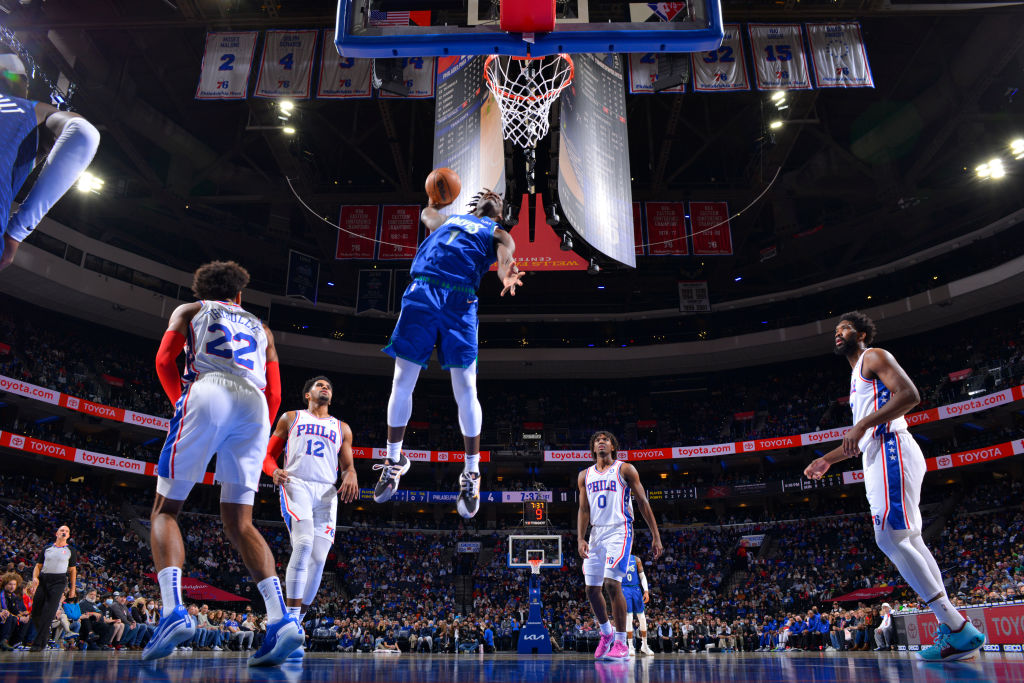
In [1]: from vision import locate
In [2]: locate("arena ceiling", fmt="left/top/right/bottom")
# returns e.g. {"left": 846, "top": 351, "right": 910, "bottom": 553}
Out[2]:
{"left": 4, "top": 0, "right": 1024, "bottom": 315}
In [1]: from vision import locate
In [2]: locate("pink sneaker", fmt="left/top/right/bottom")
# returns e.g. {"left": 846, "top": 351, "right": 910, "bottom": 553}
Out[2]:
{"left": 594, "top": 633, "right": 614, "bottom": 659}
{"left": 603, "top": 641, "right": 629, "bottom": 661}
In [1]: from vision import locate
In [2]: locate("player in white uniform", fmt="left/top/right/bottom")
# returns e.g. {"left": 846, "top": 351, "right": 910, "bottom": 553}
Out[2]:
{"left": 263, "top": 375, "right": 357, "bottom": 658}
{"left": 577, "top": 431, "right": 663, "bottom": 662}
{"left": 145, "top": 261, "right": 303, "bottom": 666}
{"left": 804, "top": 311, "right": 984, "bottom": 662}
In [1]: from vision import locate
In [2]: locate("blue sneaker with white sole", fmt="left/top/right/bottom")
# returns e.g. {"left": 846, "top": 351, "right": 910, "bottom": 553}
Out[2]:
{"left": 287, "top": 644, "right": 304, "bottom": 660}
{"left": 142, "top": 605, "right": 195, "bottom": 661}
{"left": 917, "top": 621, "right": 985, "bottom": 662}
{"left": 249, "top": 616, "right": 304, "bottom": 667}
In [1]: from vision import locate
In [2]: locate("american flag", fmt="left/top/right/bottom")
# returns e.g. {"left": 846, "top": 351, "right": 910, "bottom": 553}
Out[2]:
{"left": 369, "top": 10, "right": 409, "bottom": 27}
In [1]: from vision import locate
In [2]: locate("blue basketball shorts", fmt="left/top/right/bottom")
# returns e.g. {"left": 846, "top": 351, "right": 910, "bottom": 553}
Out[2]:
{"left": 383, "top": 278, "right": 479, "bottom": 370}
{"left": 623, "top": 586, "right": 645, "bottom": 614}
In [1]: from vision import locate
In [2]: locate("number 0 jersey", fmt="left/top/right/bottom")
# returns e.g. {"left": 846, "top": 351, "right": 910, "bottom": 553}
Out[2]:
{"left": 410, "top": 213, "right": 498, "bottom": 289}
{"left": 184, "top": 300, "right": 268, "bottom": 391}
{"left": 585, "top": 460, "right": 633, "bottom": 528}
{"left": 622, "top": 555, "right": 641, "bottom": 589}
{"left": 283, "top": 410, "right": 342, "bottom": 485}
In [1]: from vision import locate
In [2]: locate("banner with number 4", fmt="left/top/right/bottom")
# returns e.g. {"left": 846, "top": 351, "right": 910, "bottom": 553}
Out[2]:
{"left": 747, "top": 24, "right": 812, "bottom": 91}
{"left": 196, "top": 32, "right": 258, "bottom": 100}
{"left": 254, "top": 29, "right": 317, "bottom": 99}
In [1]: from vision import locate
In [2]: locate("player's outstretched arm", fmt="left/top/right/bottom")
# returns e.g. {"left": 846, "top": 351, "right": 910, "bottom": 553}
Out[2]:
{"left": 803, "top": 444, "right": 848, "bottom": 480}
{"left": 493, "top": 228, "right": 523, "bottom": 296}
{"left": 622, "top": 464, "right": 663, "bottom": 560}
{"left": 264, "top": 411, "right": 296, "bottom": 485}
{"left": 576, "top": 470, "right": 591, "bottom": 559}
{"left": 154, "top": 303, "right": 201, "bottom": 405}
{"left": 637, "top": 558, "right": 650, "bottom": 603}
{"left": 420, "top": 205, "right": 447, "bottom": 233}
{"left": 336, "top": 421, "right": 358, "bottom": 503}
{"left": 842, "top": 348, "right": 921, "bottom": 457}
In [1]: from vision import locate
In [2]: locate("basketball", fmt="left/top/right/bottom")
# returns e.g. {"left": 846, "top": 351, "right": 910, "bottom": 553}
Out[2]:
{"left": 425, "top": 168, "right": 461, "bottom": 207}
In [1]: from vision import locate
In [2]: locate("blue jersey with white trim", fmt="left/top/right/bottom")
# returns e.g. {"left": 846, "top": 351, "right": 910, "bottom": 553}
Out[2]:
{"left": 0, "top": 95, "right": 39, "bottom": 235}
{"left": 622, "top": 555, "right": 641, "bottom": 589}
{"left": 184, "top": 300, "right": 268, "bottom": 390}
{"left": 410, "top": 213, "right": 498, "bottom": 289}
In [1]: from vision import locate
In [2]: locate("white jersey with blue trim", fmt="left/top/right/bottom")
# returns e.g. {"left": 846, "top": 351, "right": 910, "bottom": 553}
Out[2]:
{"left": 184, "top": 300, "right": 268, "bottom": 391}
{"left": 850, "top": 349, "right": 907, "bottom": 453}
{"left": 284, "top": 410, "right": 342, "bottom": 485}
{"left": 585, "top": 460, "right": 633, "bottom": 528}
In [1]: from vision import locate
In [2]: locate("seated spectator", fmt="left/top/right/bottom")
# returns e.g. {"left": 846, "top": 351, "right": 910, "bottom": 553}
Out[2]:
{"left": 0, "top": 573, "right": 32, "bottom": 650}
{"left": 874, "top": 603, "right": 893, "bottom": 651}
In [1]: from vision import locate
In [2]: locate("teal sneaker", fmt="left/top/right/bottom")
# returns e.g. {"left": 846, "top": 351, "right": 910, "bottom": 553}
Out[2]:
{"left": 917, "top": 621, "right": 985, "bottom": 662}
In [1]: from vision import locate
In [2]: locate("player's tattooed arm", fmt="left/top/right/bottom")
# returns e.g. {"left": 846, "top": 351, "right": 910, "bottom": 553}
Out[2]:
{"left": 576, "top": 470, "right": 591, "bottom": 559}
{"left": 622, "top": 463, "right": 663, "bottom": 560}
{"left": 494, "top": 228, "right": 524, "bottom": 296}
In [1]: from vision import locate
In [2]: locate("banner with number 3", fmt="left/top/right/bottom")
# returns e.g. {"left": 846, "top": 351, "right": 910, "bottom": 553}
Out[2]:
{"left": 196, "top": 32, "right": 258, "bottom": 100}
{"left": 747, "top": 24, "right": 812, "bottom": 91}
{"left": 317, "top": 30, "right": 372, "bottom": 99}
{"left": 255, "top": 29, "right": 317, "bottom": 99}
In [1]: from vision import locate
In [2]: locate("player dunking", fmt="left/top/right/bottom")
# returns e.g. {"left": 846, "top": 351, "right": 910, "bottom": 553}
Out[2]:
{"left": 0, "top": 53, "right": 100, "bottom": 271}
{"left": 804, "top": 312, "right": 985, "bottom": 662}
{"left": 622, "top": 554, "right": 654, "bottom": 657}
{"left": 263, "top": 375, "right": 357, "bottom": 659}
{"left": 145, "top": 261, "right": 303, "bottom": 666}
{"left": 577, "top": 431, "right": 663, "bottom": 662}
{"left": 374, "top": 181, "right": 523, "bottom": 518}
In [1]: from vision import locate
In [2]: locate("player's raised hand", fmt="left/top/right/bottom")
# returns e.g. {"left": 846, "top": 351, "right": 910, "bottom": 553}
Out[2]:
{"left": 577, "top": 538, "right": 590, "bottom": 559}
{"left": 272, "top": 468, "right": 291, "bottom": 486}
{"left": 804, "top": 457, "right": 830, "bottom": 480}
{"left": 650, "top": 537, "right": 663, "bottom": 561}
{"left": 500, "top": 265, "right": 524, "bottom": 297}
{"left": 337, "top": 469, "right": 359, "bottom": 504}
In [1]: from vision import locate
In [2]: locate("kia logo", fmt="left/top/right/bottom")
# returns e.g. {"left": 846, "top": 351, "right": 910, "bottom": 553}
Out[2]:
{"left": 523, "top": 633, "right": 545, "bottom": 641}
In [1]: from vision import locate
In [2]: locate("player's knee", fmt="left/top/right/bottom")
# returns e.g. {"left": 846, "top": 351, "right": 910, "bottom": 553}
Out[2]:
{"left": 873, "top": 526, "right": 907, "bottom": 558}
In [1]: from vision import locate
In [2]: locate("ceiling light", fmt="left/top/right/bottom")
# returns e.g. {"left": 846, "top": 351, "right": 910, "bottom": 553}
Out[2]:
{"left": 769, "top": 120, "right": 783, "bottom": 130}
{"left": 76, "top": 171, "right": 104, "bottom": 194}
{"left": 279, "top": 99, "right": 295, "bottom": 114}
{"left": 1010, "top": 138, "right": 1024, "bottom": 158}
{"left": 283, "top": 126, "right": 296, "bottom": 135}
{"left": 976, "top": 163, "right": 991, "bottom": 179}
{"left": 770, "top": 91, "right": 786, "bottom": 101}
{"left": 988, "top": 158, "right": 1005, "bottom": 179}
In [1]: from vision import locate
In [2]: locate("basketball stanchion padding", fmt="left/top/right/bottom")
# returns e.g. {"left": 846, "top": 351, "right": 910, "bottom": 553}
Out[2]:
{"left": 501, "top": 0, "right": 556, "bottom": 34}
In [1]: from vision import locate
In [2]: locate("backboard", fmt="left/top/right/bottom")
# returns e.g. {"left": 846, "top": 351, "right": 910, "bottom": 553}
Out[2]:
{"left": 336, "top": 0, "right": 725, "bottom": 58}
{"left": 508, "top": 534, "right": 563, "bottom": 570}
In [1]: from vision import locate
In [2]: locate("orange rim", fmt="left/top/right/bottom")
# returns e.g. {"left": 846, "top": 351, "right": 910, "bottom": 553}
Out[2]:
{"left": 484, "top": 53, "right": 574, "bottom": 103}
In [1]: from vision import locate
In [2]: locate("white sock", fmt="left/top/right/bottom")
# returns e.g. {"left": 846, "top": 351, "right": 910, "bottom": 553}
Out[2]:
{"left": 627, "top": 634, "right": 634, "bottom": 646}
{"left": 464, "top": 453, "right": 480, "bottom": 475}
{"left": 257, "top": 576, "right": 287, "bottom": 622}
{"left": 927, "top": 593, "right": 967, "bottom": 630}
{"left": 386, "top": 441, "right": 403, "bottom": 463}
{"left": 598, "top": 621, "right": 613, "bottom": 636}
{"left": 158, "top": 566, "right": 183, "bottom": 617}
{"left": 615, "top": 632, "right": 626, "bottom": 644}
{"left": 287, "top": 606, "right": 301, "bottom": 618}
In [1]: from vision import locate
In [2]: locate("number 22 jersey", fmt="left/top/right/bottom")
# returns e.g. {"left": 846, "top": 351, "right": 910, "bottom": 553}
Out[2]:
{"left": 184, "top": 300, "right": 268, "bottom": 390}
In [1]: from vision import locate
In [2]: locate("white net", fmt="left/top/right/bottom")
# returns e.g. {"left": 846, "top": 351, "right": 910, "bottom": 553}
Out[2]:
{"left": 484, "top": 54, "right": 574, "bottom": 149}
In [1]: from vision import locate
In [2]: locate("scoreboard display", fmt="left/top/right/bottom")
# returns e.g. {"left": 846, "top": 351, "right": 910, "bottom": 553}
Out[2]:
{"left": 524, "top": 500, "right": 548, "bottom": 526}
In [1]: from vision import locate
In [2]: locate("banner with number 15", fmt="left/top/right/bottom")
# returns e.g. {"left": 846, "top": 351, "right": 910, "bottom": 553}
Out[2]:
{"left": 254, "top": 29, "right": 318, "bottom": 99}
{"left": 196, "top": 32, "right": 258, "bottom": 100}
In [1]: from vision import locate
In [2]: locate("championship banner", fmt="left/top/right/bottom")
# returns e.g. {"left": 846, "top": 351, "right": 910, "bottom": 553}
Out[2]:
{"left": 677, "top": 281, "right": 710, "bottom": 314}
{"left": 644, "top": 202, "right": 688, "bottom": 255}
{"left": 377, "top": 205, "right": 421, "bottom": 260}
{"left": 317, "top": 31, "right": 372, "bottom": 99}
{"left": 195, "top": 32, "right": 258, "bottom": 100}
{"left": 627, "top": 53, "right": 686, "bottom": 94}
{"left": 285, "top": 249, "right": 319, "bottom": 302}
{"left": 355, "top": 269, "right": 393, "bottom": 314}
{"left": 691, "top": 24, "right": 751, "bottom": 92}
{"left": 747, "top": 24, "right": 812, "bottom": 91}
{"left": 689, "top": 201, "right": 733, "bottom": 255}
{"left": 378, "top": 57, "right": 436, "bottom": 99}
{"left": 633, "top": 203, "right": 645, "bottom": 256}
{"left": 335, "top": 205, "right": 380, "bottom": 259}
{"left": 254, "top": 30, "right": 317, "bottom": 99}
{"left": 805, "top": 22, "right": 874, "bottom": 89}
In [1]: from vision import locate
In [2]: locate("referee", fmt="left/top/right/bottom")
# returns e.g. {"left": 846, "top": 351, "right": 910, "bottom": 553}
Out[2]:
{"left": 29, "top": 525, "right": 78, "bottom": 652}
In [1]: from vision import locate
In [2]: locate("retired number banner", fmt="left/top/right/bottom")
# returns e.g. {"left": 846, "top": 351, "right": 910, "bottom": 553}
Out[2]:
{"left": 692, "top": 23, "right": 750, "bottom": 92}
{"left": 335, "top": 205, "right": 380, "bottom": 260}
{"left": 627, "top": 53, "right": 686, "bottom": 94}
{"left": 377, "top": 205, "right": 421, "bottom": 260}
{"left": 806, "top": 22, "right": 874, "bottom": 89}
{"left": 645, "top": 202, "right": 688, "bottom": 255}
{"left": 689, "top": 201, "right": 733, "bottom": 255}
{"left": 379, "top": 57, "right": 436, "bottom": 99}
{"left": 747, "top": 24, "right": 812, "bottom": 91}
{"left": 317, "top": 30, "right": 372, "bottom": 99}
{"left": 196, "top": 32, "right": 258, "bottom": 100}
{"left": 254, "top": 29, "right": 317, "bottom": 98}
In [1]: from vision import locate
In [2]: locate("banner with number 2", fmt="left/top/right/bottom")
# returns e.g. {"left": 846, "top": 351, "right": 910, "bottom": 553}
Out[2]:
{"left": 196, "top": 32, "right": 258, "bottom": 100}
{"left": 254, "top": 29, "right": 317, "bottom": 99}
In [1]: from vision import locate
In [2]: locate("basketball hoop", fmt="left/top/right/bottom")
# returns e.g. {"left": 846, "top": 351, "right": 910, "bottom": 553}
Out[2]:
{"left": 484, "top": 53, "right": 574, "bottom": 150}
{"left": 527, "top": 558, "right": 543, "bottom": 575}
